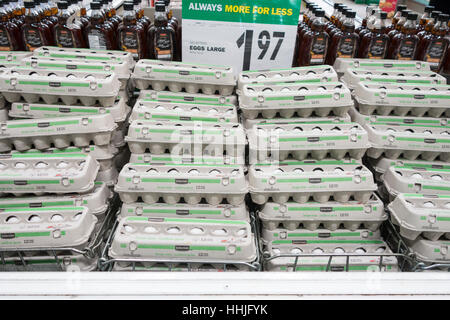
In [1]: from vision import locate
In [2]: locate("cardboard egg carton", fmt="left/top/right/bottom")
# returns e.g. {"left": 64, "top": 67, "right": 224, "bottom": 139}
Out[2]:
{"left": 247, "top": 122, "right": 369, "bottom": 163}
{"left": 383, "top": 165, "right": 450, "bottom": 198}
{"left": 112, "top": 261, "right": 252, "bottom": 272}
{"left": 0, "top": 52, "right": 32, "bottom": 67}
{"left": 243, "top": 115, "right": 351, "bottom": 129}
{"left": 129, "top": 153, "right": 245, "bottom": 166}
{"left": 388, "top": 194, "right": 450, "bottom": 241}
{"left": 333, "top": 58, "right": 430, "bottom": 76}
{"left": 9, "top": 95, "right": 131, "bottom": 123}
{"left": 0, "top": 207, "right": 97, "bottom": 249}
{"left": 0, "top": 154, "right": 99, "bottom": 195}
{"left": 129, "top": 99, "right": 238, "bottom": 124}
{"left": 0, "top": 67, "right": 121, "bottom": 106}
{"left": 404, "top": 237, "right": 450, "bottom": 264}
{"left": 138, "top": 90, "right": 238, "bottom": 105}
{"left": 237, "top": 65, "right": 338, "bottom": 93}
{"left": 353, "top": 82, "right": 450, "bottom": 117}
{"left": 111, "top": 122, "right": 128, "bottom": 149}
{"left": 0, "top": 181, "right": 111, "bottom": 217}
{"left": 0, "top": 114, "right": 117, "bottom": 152}
{"left": 258, "top": 193, "right": 386, "bottom": 232}
{"left": 115, "top": 163, "right": 248, "bottom": 205}
{"left": 120, "top": 202, "right": 249, "bottom": 221}
{"left": 95, "top": 165, "right": 119, "bottom": 188}
{"left": 132, "top": 60, "right": 236, "bottom": 95}
{"left": 108, "top": 216, "right": 257, "bottom": 262}
{"left": 341, "top": 68, "right": 446, "bottom": 90}
{"left": 264, "top": 239, "right": 398, "bottom": 272}
{"left": 125, "top": 120, "right": 246, "bottom": 157}
{"left": 249, "top": 159, "right": 376, "bottom": 205}
{"left": 239, "top": 82, "right": 353, "bottom": 119}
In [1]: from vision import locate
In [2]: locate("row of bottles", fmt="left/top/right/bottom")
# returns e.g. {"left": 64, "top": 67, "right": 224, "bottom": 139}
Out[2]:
{"left": 294, "top": 1, "right": 450, "bottom": 73}
{"left": 0, "top": 0, "right": 180, "bottom": 61}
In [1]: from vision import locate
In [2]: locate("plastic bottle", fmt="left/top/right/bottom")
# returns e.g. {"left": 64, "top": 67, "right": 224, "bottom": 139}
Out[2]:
{"left": 417, "top": 11, "right": 440, "bottom": 40}
{"left": 22, "top": 0, "right": 53, "bottom": 50}
{"left": 9, "top": 0, "right": 25, "bottom": 27}
{"left": 359, "top": 8, "right": 381, "bottom": 39}
{"left": 0, "top": 3, "right": 23, "bottom": 50}
{"left": 86, "top": 1, "right": 115, "bottom": 50}
{"left": 118, "top": 1, "right": 146, "bottom": 59}
{"left": 388, "top": 9, "right": 409, "bottom": 40}
{"left": 392, "top": 4, "right": 407, "bottom": 28}
{"left": 326, "top": 4, "right": 345, "bottom": 35}
{"left": 418, "top": 6, "right": 435, "bottom": 32}
{"left": 55, "top": 0, "right": 85, "bottom": 48}
{"left": 147, "top": 0, "right": 175, "bottom": 60}
{"left": 325, "top": 2, "right": 342, "bottom": 32}
{"left": 297, "top": 9, "right": 329, "bottom": 66}
{"left": 326, "top": 10, "right": 359, "bottom": 65}
{"left": 358, "top": 11, "right": 390, "bottom": 59}
{"left": 388, "top": 12, "right": 419, "bottom": 60}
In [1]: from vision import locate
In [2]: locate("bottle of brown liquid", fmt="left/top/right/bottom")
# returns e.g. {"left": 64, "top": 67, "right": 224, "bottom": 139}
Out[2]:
{"left": 55, "top": 0, "right": 85, "bottom": 48}
{"left": 417, "top": 10, "right": 440, "bottom": 40}
{"left": 326, "top": 4, "right": 345, "bottom": 35}
{"left": 165, "top": 0, "right": 181, "bottom": 61}
{"left": 326, "top": 10, "right": 358, "bottom": 65}
{"left": 356, "top": 6, "right": 375, "bottom": 35}
{"left": 392, "top": 4, "right": 407, "bottom": 28}
{"left": 298, "top": 9, "right": 329, "bottom": 66}
{"left": 358, "top": 11, "right": 390, "bottom": 59}
{"left": 22, "top": 0, "right": 52, "bottom": 50}
{"left": 118, "top": 1, "right": 146, "bottom": 59}
{"left": 388, "top": 9, "right": 409, "bottom": 40}
{"left": 416, "top": 13, "right": 449, "bottom": 72}
{"left": 147, "top": 1, "right": 175, "bottom": 60}
{"left": 325, "top": 2, "right": 342, "bottom": 32}
{"left": 0, "top": 5, "right": 23, "bottom": 50}
{"left": 329, "top": 8, "right": 350, "bottom": 40}
{"left": 388, "top": 12, "right": 419, "bottom": 60}
{"left": 9, "top": 0, "right": 25, "bottom": 27}
{"left": 418, "top": 6, "right": 435, "bottom": 32}
{"left": 133, "top": 0, "right": 150, "bottom": 29}
{"left": 86, "top": 1, "right": 115, "bottom": 50}
{"left": 298, "top": 5, "right": 318, "bottom": 49}
{"left": 359, "top": 8, "right": 381, "bottom": 39}
{"left": 293, "top": 0, "right": 311, "bottom": 67}
{"left": 75, "top": 0, "right": 89, "bottom": 47}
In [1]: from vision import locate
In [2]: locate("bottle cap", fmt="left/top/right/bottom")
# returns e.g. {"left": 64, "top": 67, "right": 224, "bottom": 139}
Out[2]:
{"left": 24, "top": 0, "right": 34, "bottom": 8}
{"left": 155, "top": 1, "right": 165, "bottom": 12}
{"left": 133, "top": 0, "right": 140, "bottom": 4}
{"left": 315, "top": 10, "right": 325, "bottom": 18}
{"left": 123, "top": 2, "right": 133, "bottom": 10}
{"left": 425, "top": 6, "right": 435, "bottom": 13}
{"left": 438, "top": 13, "right": 449, "bottom": 23}
{"left": 380, "top": 12, "right": 387, "bottom": 19}
{"left": 396, "top": 5, "right": 407, "bottom": 12}
{"left": 407, "top": 13, "right": 418, "bottom": 21}
{"left": 333, "top": 2, "right": 341, "bottom": 9}
{"left": 431, "top": 11, "right": 442, "bottom": 19}
{"left": 401, "top": 10, "right": 410, "bottom": 17}
{"left": 90, "top": 1, "right": 100, "bottom": 9}
{"left": 346, "top": 10, "right": 356, "bottom": 19}
{"left": 57, "top": 1, "right": 68, "bottom": 9}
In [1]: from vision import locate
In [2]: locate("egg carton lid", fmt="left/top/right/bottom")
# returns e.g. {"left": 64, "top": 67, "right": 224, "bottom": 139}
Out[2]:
{"left": 120, "top": 202, "right": 249, "bottom": 221}
{"left": 33, "top": 46, "right": 134, "bottom": 66}
{"left": 258, "top": 193, "right": 385, "bottom": 222}
{"left": 367, "top": 157, "right": 450, "bottom": 175}
{"left": 261, "top": 228, "right": 382, "bottom": 243}
{"left": 9, "top": 96, "right": 130, "bottom": 123}
{"left": 238, "top": 65, "right": 338, "bottom": 92}
{"left": 0, "top": 181, "right": 110, "bottom": 215}
{"left": 108, "top": 216, "right": 256, "bottom": 262}
{"left": 10, "top": 145, "right": 119, "bottom": 162}
{"left": 132, "top": 59, "right": 236, "bottom": 86}
{"left": 333, "top": 58, "right": 430, "bottom": 74}
{"left": 0, "top": 206, "right": 97, "bottom": 249}
{"left": 243, "top": 115, "right": 351, "bottom": 129}
{"left": 404, "top": 237, "right": 450, "bottom": 263}
{"left": 129, "top": 101, "right": 238, "bottom": 124}
{"left": 128, "top": 153, "right": 245, "bottom": 166}
{"left": 138, "top": 90, "right": 238, "bottom": 106}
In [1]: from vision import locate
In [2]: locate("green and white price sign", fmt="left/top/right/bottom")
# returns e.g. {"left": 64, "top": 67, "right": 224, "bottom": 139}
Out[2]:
{"left": 182, "top": 0, "right": 301, "bottom": 73}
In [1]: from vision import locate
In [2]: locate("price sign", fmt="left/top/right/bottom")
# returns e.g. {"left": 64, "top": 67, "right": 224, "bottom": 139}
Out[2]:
{"left": 182, "top": 0, "right": 301, "bottom": 74}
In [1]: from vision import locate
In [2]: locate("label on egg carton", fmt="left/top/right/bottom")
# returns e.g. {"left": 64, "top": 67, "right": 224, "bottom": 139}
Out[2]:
{"left": 404, "top": 237, "right": 450, "bottom": 263}
{"left": 333, "top": 58, "right": 430, "bottom": 75}
{"left": 243, "top": 115, "right": 351, "bottom": 129}
{"left": 0, "top": 206, "right": 97, "bottom": 249}
{"left": 353, "top": 81, "right": 450, "bottom": 118}
{"left": 0, "top": 67, "right": 121, "bottom": 107}
{"left": 120, "top": 202, "right": 248, "bottom": 221}
{"left": 0, "top": 51, "right": 32, "bottom": 66}
{"left": 249, "top": 159, "right": 377, "bottom": 205}
{"left": 138, "top": 90, "right": 238, "bottom": 106}
{"left": 237, "top": 65, "right": 338, "bottom": 93}
{"left": 0, "top": 154, "right": 99, "bottom": 195}
{"left": 108, "top": 216, "right": 257, "bottom": 262}
{"left": 388, "top": 193, "right": 450, "bottom": 241}
{"left": 115, "top": 163, "right": 248, "bottom": 205}
{"left": 247, "top": 122, "right": 370, "bottom": 163}
{"left": 261, "top": 228, "right": 382, "bottom": 245}
{"left": 9, "top": 96, "right": 130, "bottom": 123}
{"left": 95, "top": 165, "right": 119, "bottom": 187}
{"left": 383, "top": 165, "right": 450, "bottom": 198}
{"left": 33, "top": 46, "right": 134, "bottom": 67}
{"left": 0, "top": 181, "right": 110, "bottom": 216}
{"left": 0, "top": 114, "right": 117, "bottom": 153}
{"left": 239, "top": 82, "right": 353, "bottom": 120}
{"left": 111, "top": 261, "right": 253, "bottom": 272}
{"left": 341, "top": 68, "right": 446, "bottom": 90}
{"left": 367, "top": 157, "right": 450, "bottom": 177}
{"left": 0, "top": 252, "right": 98, "bottom": 272}
{"left": 125, "top": 120, "right": 246, "bottom": 157}
{"left": 129, "top": 99, "right": 238, "bottom": 124}
{"left": 132, "top": 59, "right": 236, "bottom": 95}
{"left": 258, "top": 193, "right": 386, "bottom": 232}
{"left": 264, "top": 240, "right": 398, "bottom": 272}
{"left": 129, "top": 153, "right": 246, "bottom": 166}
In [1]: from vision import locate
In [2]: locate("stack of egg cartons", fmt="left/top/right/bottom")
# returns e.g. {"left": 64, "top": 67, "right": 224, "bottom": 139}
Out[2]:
{"left": 107, "top": 60, "right": 258, "bottom": 272}
{"left": 238, "top": 66, "right": 398, "bottom": 272}
{"left": 0, "top": 47, "right": 134, "bottom": 271}
{"left": 335, "top": 58, "right": 450, "bottom": 271}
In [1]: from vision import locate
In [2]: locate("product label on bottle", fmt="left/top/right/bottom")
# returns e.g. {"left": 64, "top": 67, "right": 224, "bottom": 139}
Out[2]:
{"left": 425, "top": 39, "right": 448, "bottom": 70}
{"left": 337, "top": 36, "right": 357, "bottom": 58}
{"left": 88, "top": 29, "right": 108, "bottom": 50}
{"left": 0, "top": 28, "right": 12, "bottom": 51}
{"left": 56, "top": 28, "right": 75, "bottom": 48}
{"left": 310, "top": 35, "right": 327, "bottom": 64}
{"left": 121, "top": 31, "right": 140, "bottom": 59}
{"left": 24, "top": 28, "right": 44, "bottom": 51}
{"left": 368, "top": 37, "right": 388, "bottom": 59}
{"left": 397, "top": 38, "right": 418, "bottom": 60}
{"left": 154, "top": 31, "right": 173, "bottom": 61}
